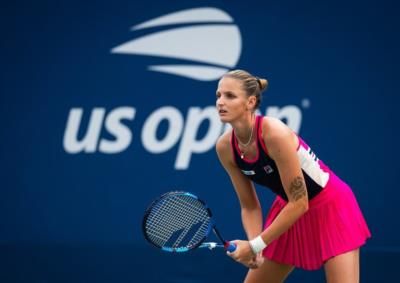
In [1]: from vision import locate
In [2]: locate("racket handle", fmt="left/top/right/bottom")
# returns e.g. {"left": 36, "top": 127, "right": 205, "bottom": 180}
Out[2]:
{"left": 224, "top": 242, "right": 237, "bottom": 252}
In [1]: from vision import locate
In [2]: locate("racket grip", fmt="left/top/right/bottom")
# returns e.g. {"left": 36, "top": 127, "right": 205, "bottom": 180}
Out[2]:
{"left": 225, "top": 242, "right": 237, "bottom": 252}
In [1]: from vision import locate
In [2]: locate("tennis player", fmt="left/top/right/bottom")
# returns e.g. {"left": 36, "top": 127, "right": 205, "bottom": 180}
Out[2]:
{"left": 215, "top": 69, "right": 371, "bottom": 282}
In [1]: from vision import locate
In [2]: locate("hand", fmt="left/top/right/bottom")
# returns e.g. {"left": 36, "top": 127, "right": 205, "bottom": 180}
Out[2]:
{"left": 253, "top": 252, "right": 265, "bottom": 268}
{"left": 247, "top": 251, "right": 264, "bottom": 269}
{"left": 226, "top": 240, "right": 263, "bottom": 269}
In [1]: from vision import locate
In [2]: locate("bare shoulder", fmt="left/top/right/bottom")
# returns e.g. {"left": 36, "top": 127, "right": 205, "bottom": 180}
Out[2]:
{"left": 215, "top": 128, "right": 235, "bottom": 167}
{"left": 216, "top": 128, "right": 232, "bottom": 154}
{"left": 261, "top": 117, "right": 292, "bottom": 140}
{"left": 261, "top": 116, "right": 297, "bottom": 155}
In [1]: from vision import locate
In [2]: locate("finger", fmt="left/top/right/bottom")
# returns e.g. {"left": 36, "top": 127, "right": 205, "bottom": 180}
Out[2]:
{"left": 226, "top": 246, "right": 238, "bottom": 257}
{"left": 246, "top": 261, "right": 258, "bottom": 269}
{"left": 248, "top": 258, "right": 259, "bottom": 268}
{"left": 256, "top": 254, "right": 265, "bottom": 266}
{"left": 226, "top": 251, "right": 239, "bottom": 262}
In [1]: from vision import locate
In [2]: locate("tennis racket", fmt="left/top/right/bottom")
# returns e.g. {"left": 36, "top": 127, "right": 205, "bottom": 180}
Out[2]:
{"left": 142, "top": 191, "right": 236, "bottom": 253}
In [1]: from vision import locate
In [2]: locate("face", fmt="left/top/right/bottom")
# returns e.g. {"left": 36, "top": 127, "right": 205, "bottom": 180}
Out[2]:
{"left": 216, "top": 77, "right": 254, "bottom": 123}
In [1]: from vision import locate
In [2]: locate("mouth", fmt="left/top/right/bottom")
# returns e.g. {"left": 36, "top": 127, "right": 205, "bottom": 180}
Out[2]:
{"left": 218, "top": 109, "right": 228, "bottom": 115}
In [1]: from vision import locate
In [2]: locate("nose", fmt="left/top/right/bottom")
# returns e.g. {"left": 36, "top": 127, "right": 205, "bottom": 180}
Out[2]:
{"left": 216, "top": 96, "right": 224, "bottom": 107}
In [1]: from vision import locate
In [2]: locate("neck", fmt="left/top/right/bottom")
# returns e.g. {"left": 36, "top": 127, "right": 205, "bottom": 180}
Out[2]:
{"left": 232, "top": 114, "right": 256, "bottom": 149}
{"left": 232, "top": 113, "right": 255, "bottom": 140}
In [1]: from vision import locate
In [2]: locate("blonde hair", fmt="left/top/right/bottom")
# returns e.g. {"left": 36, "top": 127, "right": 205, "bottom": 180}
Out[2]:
{"left": 222, "top": 69, "right": 268, "bottom": 109}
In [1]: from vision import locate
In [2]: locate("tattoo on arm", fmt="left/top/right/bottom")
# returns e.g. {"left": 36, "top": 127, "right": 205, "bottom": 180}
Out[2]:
{"left": 289, "top": 176, "right": 306, "bottom": 201}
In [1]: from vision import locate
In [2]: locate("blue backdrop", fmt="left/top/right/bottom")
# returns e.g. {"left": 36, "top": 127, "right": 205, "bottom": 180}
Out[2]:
{"left": 1, "top": 0, "right": 399, "bottom": 282}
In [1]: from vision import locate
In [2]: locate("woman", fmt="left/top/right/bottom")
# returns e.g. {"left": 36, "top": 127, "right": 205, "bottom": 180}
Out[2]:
{"left": 215, "top": 69, "right": 371, "bottom": 283}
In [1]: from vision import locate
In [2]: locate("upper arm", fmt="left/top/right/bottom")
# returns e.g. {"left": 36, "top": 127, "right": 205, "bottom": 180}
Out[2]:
{"left": 215, "top": 133, "right": 260, "bottom": 210}
{"left": 262, "top": 118, "right": 308, "bottom": 205}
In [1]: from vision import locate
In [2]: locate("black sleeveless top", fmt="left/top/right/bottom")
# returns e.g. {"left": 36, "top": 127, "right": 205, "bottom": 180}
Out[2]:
{"left": 231, "top": 116, "right": 328, "bottom": 201}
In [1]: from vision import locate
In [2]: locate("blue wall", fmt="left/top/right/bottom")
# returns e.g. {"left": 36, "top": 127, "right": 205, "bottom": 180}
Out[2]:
{"left": 1, "top": 0, "right": 399, "bottom": 282}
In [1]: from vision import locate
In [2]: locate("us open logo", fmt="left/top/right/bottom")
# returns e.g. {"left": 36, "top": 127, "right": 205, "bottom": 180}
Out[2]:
{"left": 110, "top": 7, "right": 242, "bottom": 81}
{"left": 63, "top": 7, "right": 306, "bottom": 170}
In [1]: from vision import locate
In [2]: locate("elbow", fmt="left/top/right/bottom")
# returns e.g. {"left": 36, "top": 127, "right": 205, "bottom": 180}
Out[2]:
{"left": 291, "top": 198, "right": 308, "bottom": 215}
{"left": 299, "top": 198, "right": 309, "bottom": 214}
{"left": 241, "top": 202, "right": 262, "bottom": 217}
{"left": 241, "top": 204, "right": 262, "bottom": 214}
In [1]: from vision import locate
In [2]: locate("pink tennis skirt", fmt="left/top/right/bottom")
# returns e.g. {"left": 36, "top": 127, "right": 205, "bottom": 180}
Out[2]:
{"left": 262, "top": 173, "right": 371, "bottom": 270}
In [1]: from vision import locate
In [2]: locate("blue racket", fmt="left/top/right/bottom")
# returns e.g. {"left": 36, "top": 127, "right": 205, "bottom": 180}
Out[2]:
{"left": 142, "top": 191, "right": 236, "bottom": 253}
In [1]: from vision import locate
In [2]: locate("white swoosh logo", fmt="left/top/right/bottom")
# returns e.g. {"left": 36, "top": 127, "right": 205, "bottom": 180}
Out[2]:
{"left": 111, "top": 7, "right": 242, "bottom": 81}
{"left": 131, "top": 7, "right": 233, "bottom": 30}
{"left": 148, "top": 65, "right": 229, "bottom": 81}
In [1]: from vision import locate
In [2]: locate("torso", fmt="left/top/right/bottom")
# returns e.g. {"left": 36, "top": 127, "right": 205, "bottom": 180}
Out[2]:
{"left": 231, "top": 115, "right": 331, "bottom": 201}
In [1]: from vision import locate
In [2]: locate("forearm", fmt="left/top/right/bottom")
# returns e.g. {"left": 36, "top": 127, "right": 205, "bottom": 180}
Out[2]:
{"left": 260, "top": 201, "right": 307, "bottom": 245}
{"left": 241, "top": 207, "right": 263, "bottom": 240}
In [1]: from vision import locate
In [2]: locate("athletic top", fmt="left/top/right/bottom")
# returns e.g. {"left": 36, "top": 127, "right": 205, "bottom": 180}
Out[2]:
{"left": 231, "top": 116, "right": 331, "bottom": 201}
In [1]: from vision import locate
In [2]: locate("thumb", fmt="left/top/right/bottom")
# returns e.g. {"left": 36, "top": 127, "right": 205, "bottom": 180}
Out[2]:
{"left": 225, "top": 240, "right": 239, "bottom": 256}
{"left": 226, "top": 240, "right": 239, "bottom": 255}
{"left": 228, "top": 239, "right": 239, "bottom": 245}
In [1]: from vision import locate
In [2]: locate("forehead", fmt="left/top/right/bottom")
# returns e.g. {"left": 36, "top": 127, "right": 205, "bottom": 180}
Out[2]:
{"left": 217, "top": 76, "right": 244, "bottom": 92}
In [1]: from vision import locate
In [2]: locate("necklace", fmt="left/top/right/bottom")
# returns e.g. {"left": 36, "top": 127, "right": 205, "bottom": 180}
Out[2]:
{"left": 235, "top": 119, "right": 254, "bottom": 159}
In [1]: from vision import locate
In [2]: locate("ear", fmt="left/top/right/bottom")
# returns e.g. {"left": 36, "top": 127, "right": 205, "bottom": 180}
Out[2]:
{"left": 247, "top": 96, "right": 257, "bottom": 111}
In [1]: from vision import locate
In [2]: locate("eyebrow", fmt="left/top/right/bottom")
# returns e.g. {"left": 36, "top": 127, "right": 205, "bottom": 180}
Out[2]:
{"left": 216, "top": 90, "right": 236, "bottom": 96}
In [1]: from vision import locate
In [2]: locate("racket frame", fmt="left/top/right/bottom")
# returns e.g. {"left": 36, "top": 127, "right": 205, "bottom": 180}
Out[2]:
{"left": 142, "top": 191, "right": 233, "bottom": 252}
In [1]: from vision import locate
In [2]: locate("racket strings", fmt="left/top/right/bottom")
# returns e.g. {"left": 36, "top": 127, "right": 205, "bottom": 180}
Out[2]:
{"left": 145, "top": 194, "right": 211, "bottom": 249}
{"left": 147, "top": 198, "right": 205, "bottom": 247}
{"left": 146, "top": 196, "right": 209, "bottom": 245}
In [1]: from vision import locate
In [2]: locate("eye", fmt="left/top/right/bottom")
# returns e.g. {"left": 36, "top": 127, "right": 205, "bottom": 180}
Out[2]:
{"left": 226, "top": 92, "right": 236, "bottom": 99}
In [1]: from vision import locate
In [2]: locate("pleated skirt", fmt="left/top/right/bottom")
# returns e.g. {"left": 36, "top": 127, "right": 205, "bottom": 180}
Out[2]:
{"left": 262, "top": 174, "right": 371, "bottom": 270}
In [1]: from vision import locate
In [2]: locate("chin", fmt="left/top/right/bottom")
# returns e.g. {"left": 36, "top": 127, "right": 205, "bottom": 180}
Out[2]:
{"left": 219, "top": 116, "right": 231, "bottom": 123}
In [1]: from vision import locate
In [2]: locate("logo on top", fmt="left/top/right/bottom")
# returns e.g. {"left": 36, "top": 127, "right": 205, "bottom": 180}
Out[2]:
{"left": 111, "top": 7, "right": 242, "bottom": 81}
